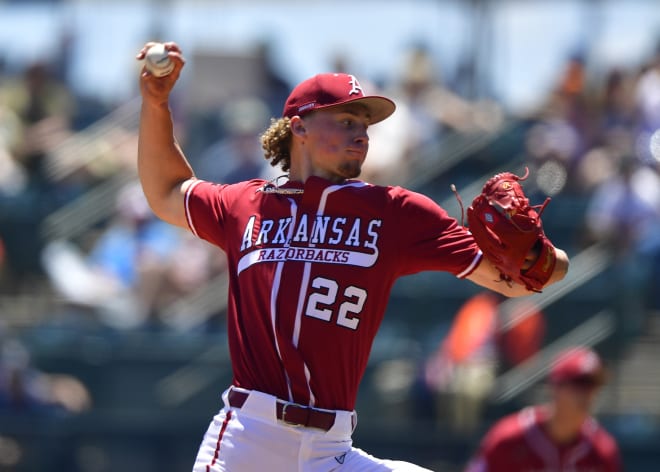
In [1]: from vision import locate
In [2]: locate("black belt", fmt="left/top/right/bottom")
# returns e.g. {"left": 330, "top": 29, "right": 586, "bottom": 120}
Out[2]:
{"left": 227, "top": 388, "right": 337, "bottom": 432}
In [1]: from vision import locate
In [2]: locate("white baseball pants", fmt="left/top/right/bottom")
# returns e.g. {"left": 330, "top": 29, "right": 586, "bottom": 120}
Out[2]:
{"left": 192, "top": 387, "right": 432, "bottom": 472}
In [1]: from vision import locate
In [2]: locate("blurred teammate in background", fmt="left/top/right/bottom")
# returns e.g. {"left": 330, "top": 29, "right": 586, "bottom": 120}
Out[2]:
{"left": 465, "top": 346, "right": 622, "bottom": 472}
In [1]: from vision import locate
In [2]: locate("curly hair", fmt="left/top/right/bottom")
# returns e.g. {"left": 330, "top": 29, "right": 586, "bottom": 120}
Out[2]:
{"left": 261, "top": 117, "right": 292, "bottom": 172}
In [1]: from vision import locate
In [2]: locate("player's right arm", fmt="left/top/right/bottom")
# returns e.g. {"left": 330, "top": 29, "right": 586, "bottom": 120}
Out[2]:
{"left": 136, "top": 41, "right": 196, "bottom": 229}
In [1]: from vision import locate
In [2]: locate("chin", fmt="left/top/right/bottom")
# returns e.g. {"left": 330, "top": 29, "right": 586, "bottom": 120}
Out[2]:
{"left": 340, "top": 162, "right": 362, "bottom": 179}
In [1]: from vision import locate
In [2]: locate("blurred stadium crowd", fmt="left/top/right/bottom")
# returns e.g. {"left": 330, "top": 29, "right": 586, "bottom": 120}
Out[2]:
{"left": 0, "top": 0, "right": 660, "bottom": 471}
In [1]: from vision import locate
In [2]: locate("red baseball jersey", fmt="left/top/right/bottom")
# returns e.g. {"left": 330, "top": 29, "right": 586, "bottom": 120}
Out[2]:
{"left": 185, "top": 176, "right": 481, "bottom": 411}
{"left": 466, "top": 406, "right": 622, "bottom": 472}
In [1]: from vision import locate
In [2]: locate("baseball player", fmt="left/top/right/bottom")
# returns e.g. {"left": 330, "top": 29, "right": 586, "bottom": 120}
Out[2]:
{"left": 465, "top": 347, "right": 622, "bottom": 472}
{"left": 136, "top": 41, "right": 569, "bottom": 472}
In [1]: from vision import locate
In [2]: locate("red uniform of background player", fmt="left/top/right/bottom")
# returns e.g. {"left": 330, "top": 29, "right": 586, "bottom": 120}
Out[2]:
{"left": 465, "top": 347, "right": 623, "bottom": 472}
{"left": 136, "top": 41, "right": 569, "bottom": 472}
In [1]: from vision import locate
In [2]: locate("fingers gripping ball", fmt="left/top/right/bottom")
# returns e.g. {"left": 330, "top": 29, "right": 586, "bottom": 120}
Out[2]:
{"left": 144, "top": 43, "right": 174, "bottom": 77}
{"left": 466, "top": 168, "right": 557, "bottom": 292}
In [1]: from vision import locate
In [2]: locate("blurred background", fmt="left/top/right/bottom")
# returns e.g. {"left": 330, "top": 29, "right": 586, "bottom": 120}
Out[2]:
{"left": 1, "top": 0, "right": 659, "bottom": 470}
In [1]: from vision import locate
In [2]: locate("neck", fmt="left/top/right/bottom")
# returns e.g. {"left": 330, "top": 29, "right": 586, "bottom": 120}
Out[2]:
{"left": 288, "top": 154, "right": 346, "bottom": 184}
{"left": 545, "top": 405, "right": 585, "bottom": 444}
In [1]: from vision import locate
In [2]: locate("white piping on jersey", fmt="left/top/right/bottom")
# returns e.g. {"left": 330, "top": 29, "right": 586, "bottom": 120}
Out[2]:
{"left": 184, "top": 179, "right": 205, "bottom": 237}
{"left": 565, "top": 440, "right": 592, "bottom": 468}
{"left": 521, "top": 407, "right": 561, "bottom": 469}
{"left": 270, "top": 198, "right": 299, "bottom": 402}
{"left": 522, "top": 407, "right": 595, "bottom": 470}
{"left": 456, "top": 250, "right": 483, "bottom": 279}
{"left": 303, "top": 363, "right": 316, "bottom": 407}
{"left": 292, "top": 261, "right": 311, "bottom": 347}
{"left": 564, "top": 419, "right": 594, "bottom": 467}
{"left": 291, "top": 181, "right": 367, "bottom": 406}
{"left": 271, "top": 254, "right": 294, "bottom": 402}
{"left": 293, "top": 259, "right": 315, "bottom": 405}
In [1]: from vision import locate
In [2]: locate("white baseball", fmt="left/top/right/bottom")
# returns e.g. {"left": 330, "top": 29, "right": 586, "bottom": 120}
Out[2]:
{"left": 144, "top": 43, "right": 174, "bottom": 77}
{"left": 650, "top": 129, "right": 660, "bottom": 163}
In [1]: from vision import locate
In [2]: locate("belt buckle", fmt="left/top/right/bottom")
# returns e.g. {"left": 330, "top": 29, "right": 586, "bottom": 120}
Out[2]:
{"left": 281, "top": 402, "right": 304, "bottom": 427}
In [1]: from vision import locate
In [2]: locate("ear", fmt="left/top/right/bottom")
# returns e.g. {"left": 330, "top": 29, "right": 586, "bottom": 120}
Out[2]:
{"left": 290, "top": 116, "right": 307, "bottom": 137}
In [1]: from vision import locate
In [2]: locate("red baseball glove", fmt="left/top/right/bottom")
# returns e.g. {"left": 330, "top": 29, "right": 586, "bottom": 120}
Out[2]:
{"left": 466, "top": 168, "right": 556, "bottom": 292}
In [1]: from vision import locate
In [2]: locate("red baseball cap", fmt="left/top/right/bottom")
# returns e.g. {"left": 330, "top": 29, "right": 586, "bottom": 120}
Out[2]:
{"left": 282, "top": 73, "right": 396, "bottom": 124}
{"left": 549, "top": 347, "right": 606, "bottom": 386}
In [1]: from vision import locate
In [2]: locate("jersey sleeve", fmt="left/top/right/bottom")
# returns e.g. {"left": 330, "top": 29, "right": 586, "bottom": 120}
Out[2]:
{"left": 393, "top": 188, "right": 481, "bottom": 277}
{"left": 184, "top": 179, "right": 230, "bottom": 249}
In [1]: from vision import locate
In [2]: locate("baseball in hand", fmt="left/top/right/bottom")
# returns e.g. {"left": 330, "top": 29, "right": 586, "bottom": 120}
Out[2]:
{"left": 650, "top": 129, "right": 660, "bottom": 163}
{"left": 144, "top": 43, "right": 174, "bottom": 77}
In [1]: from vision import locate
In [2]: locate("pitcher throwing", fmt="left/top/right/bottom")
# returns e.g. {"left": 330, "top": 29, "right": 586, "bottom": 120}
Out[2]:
{"left": 136, "top": 41, "right": 569, "bottom": 472}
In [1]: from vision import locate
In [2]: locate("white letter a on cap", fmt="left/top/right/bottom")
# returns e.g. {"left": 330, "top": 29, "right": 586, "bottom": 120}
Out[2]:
{"left": 348, "top": 75, "right": 362, "bottom": 96}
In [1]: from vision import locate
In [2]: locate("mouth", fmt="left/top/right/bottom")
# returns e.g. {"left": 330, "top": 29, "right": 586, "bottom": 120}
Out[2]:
{"left": 346, "top": 148, "right": 367, "bottom": 159}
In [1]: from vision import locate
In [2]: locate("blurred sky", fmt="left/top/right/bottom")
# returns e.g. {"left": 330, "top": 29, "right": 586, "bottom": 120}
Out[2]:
{"left": 0, "top": 0, "right": 659, "bottom": 113}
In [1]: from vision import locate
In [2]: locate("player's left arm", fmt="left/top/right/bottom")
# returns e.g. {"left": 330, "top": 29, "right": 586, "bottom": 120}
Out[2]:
{"left": 467, "top": 247, "right": 569, "bottom": 297}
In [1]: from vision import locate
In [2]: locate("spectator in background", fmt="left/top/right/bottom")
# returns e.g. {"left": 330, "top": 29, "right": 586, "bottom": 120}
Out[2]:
{"left": 0, "top": 330, "right": 91, "bottom": 414}
{"left": 573, "top": 66, "right": 639, "bottom": 193}
{"left": 598, "top": 68, "right": 638, "bottom": 137}
{"left": 585, "top": 156, "right": 660, "bottom": 259}
{"left": 0, "top": 61, "right": 76, "bottom": 169}
{"left": 194, "top": 97, "right": 279, "bottom": 184}
{"left": 424, "top": 292, "right": 500, "bottom": 436}
{"left": 0, "top": 325, "right": 91, "bottom": 471}
{"left": 363, "top": 43, "right": 503, "bottom": 186}
{"left": 42, "top": 181, "right": 225, "bottom": 331}
{"left": 423, "top": 292, "right": 545, "bottom": 436}
{"left": 584, "top": 155, "right": 660, "bottom": 340}
{"left": 0, "top": 104, "right": 26, "bottom": 201}
{"left": 389, "top": 43, "right": 501, "bottom": 137}
{"left": 465, "top": 346, "right": 622, "bottom": 472}
{"left": 633, "top": 44, "right": 660, "bottom": 167}
{"left": 252, "top": 40, "right": 293, "bottom": 119}
{"left": 0, "top": 61, "right": 77, "bottom": 292}
{"left": 85, "top": 181, "right": 183, "bottom": 328}
{"left": 523, "top": 54, "right": 591, "bottom": 194}
{"left": 634, "top": 45, "right": 660, "bottom": 134}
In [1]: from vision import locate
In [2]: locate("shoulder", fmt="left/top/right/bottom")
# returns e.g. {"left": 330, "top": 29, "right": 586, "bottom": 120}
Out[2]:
{"left": 583, "top": 418, "right": 621, "bottom": 461}
{"left": 331, "top": 181, "right": 412, "bottom": 208}
{"left": 377, "top": 184, "right": 454, "bottom": 217}
{"left": 482, "top": 408, "right": 534, "bottom": 452}
{"left": 185, "top": 179, "right": 271, "bottom": 223}
{"left": 187, "top": 178, "right": 267, "bottom": 199}
{"left": 191, "top": 178, "right": 267, "bottom": 192}
{"left": 468, "top": 408, "right": 534, "bottom": 471}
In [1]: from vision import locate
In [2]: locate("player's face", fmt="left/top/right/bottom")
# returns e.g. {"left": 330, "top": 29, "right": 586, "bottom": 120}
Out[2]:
{"left": 553, "top": 379, "right": 600, "bottom": 416}
{"left": 299, "top": 104, "right": 371, "bottom": 182}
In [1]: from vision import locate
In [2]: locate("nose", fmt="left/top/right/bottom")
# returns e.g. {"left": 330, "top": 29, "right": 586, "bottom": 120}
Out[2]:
{"left": 354, "top": 125, "right": 369, "bottom": 144}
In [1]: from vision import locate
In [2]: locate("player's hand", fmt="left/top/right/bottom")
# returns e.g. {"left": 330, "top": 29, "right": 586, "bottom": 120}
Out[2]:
{"left": 136, "top": 41, "right": 185, "bottom": 107}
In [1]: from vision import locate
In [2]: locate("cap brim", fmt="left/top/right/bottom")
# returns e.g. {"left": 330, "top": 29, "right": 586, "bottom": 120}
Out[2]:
{"left": 316, "top": 96, "right": 396, "bottom": 124}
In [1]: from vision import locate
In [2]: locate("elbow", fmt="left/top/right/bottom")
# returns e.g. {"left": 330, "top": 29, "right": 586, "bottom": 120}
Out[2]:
{"left": 140, "top": 180, "right": 192, "bottom": 228}
{"left": 148, "top": 197, "right": 186, "bottom": 228}
{"left": 145, "top": 197, "right": 169, "bottom": 222}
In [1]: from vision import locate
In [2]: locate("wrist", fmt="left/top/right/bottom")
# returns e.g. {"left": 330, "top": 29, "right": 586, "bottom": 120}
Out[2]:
{"left": 141, "top": 99, "right": 172, "bottom": 116}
